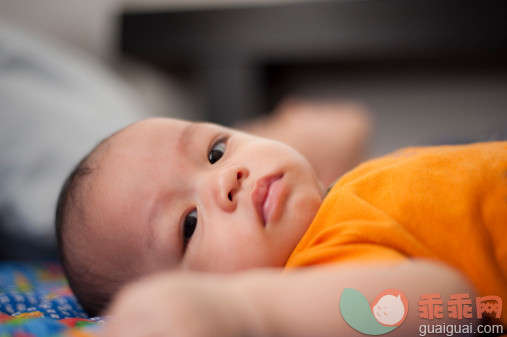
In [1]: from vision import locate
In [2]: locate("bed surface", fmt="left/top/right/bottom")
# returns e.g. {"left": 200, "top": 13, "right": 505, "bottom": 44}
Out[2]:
{"left": 0, "top": 261, "right": 103, "bottom": 336}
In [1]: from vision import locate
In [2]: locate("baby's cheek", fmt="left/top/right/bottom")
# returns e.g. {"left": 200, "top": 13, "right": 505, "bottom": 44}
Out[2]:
{"left": 201, "top": 235, "right": 272, "bottom": 272}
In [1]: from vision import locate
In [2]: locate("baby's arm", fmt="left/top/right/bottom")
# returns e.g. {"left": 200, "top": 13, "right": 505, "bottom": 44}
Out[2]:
{"left": 104, "top": 260, "right": 475, "bottom": 337}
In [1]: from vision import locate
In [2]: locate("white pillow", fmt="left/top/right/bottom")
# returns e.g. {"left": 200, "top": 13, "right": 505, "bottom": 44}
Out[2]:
{"left": 0, "top": 21, "right": 152, "bottom": 255}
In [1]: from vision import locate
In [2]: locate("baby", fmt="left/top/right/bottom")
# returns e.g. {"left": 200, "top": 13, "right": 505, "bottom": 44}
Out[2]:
{"left": 56, "top": 117, "right": 506, "bottom": 337}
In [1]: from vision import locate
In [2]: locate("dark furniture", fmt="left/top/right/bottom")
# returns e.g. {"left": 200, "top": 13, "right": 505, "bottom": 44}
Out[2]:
{"left": 119, "top": 0, "right": 507, "bottom": 125}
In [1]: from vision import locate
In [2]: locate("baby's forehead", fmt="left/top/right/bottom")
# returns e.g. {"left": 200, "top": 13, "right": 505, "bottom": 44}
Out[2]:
{"left": 104, "top": 118, "right": 194, "bottom": 153}
{"left": 121, "top": 118, "right": 191, "bottom": 136}
{"left": 87, "top": 120, "right": 188, "bottom": 257}
{"left": 107, "top": 119, "right": 243, "bottom": 165}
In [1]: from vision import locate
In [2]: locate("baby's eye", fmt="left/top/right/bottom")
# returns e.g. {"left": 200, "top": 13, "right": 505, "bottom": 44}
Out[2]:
{"left": 208, "top": 138, "right": 227, "bottom": 164}
{"left": 183, "top": 209, "right": 197, "bottom": 247}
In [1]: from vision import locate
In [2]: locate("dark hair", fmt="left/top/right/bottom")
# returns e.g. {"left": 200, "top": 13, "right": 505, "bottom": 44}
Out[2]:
{"left": 55, "top": 138, "right": 118, "bottom": 317}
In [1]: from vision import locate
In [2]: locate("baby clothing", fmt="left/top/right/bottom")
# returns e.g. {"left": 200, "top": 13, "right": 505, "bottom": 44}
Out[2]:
{"left": 286, "top": 142, "right": 507, "bottom": 307}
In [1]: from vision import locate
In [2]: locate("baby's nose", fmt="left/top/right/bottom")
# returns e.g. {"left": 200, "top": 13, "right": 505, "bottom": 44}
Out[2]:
{"left": 217, "top": 165, "right": 248, "bottom": 211}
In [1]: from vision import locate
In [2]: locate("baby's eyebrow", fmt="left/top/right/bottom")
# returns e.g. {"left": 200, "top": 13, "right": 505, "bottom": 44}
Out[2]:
{"left": 145, "top": 201, "right": 160, "bottom": 251}
{"left": 178, "top": 122, "right": 202, "bottom": 153}
{"left": 145, "top": 193, "right": 184, "bottom": 265}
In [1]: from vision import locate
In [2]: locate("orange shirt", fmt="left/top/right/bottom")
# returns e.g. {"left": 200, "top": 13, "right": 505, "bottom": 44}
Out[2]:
{"left": 286, "top": 142, "right": 507, "bottom": 304}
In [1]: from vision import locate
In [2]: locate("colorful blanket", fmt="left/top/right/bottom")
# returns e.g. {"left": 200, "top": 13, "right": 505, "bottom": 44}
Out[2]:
{"left": 0, "top": 262, "right": 103, "bottom": 337}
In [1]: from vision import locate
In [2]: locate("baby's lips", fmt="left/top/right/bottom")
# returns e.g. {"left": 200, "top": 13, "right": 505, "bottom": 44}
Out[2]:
{"left": 251, "top": 174, "right": 282, "bottom": 226}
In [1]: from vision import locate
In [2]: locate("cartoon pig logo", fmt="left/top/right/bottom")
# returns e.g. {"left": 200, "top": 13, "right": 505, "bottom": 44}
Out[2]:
{"left": 371, "top": 293, "right": 406, "bottom": 326}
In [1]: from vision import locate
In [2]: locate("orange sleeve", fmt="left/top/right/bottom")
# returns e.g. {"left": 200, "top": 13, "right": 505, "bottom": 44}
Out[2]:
{"left": 285, "top": 142, "right": 507, "bottom": 306}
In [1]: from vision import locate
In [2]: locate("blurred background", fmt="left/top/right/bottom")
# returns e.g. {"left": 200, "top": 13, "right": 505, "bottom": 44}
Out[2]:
{"left": 0, "top": 0, "right": 506, "bottom": 258}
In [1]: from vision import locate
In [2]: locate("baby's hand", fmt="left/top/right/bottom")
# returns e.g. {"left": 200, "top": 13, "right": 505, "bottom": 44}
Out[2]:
{"left": 103, "top": 271, "right": 260, "bottom": 337}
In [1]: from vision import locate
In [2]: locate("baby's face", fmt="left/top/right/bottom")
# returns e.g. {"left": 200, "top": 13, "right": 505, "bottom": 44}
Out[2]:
{"left": 88, "top": 118, "right": 323, "bottom": 275}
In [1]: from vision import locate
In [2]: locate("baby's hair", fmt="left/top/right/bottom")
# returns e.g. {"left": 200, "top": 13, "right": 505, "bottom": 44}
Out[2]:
{"left": 55, "top": 136, "right": 118, "bottom": 317}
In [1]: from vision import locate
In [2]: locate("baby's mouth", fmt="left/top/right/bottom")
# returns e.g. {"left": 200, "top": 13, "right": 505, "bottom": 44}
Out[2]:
{"left": 251, "top": 173, "right": 284, "bottom": 226}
